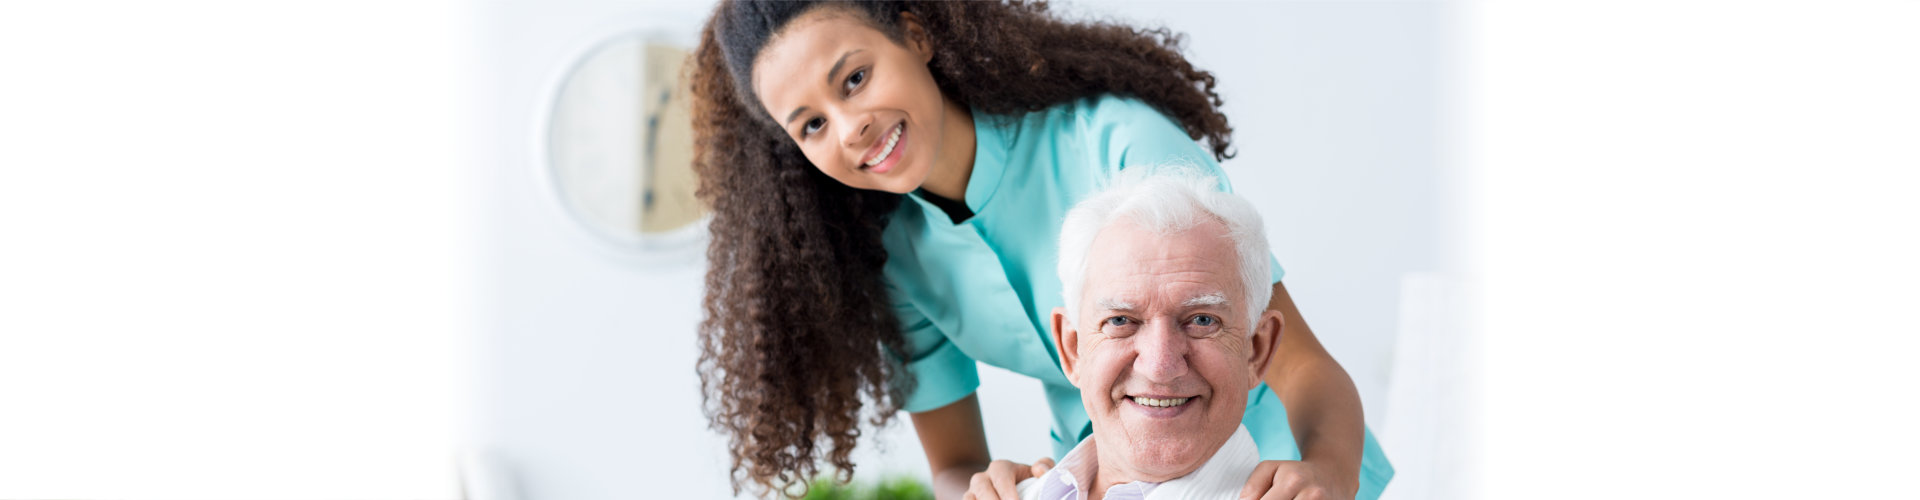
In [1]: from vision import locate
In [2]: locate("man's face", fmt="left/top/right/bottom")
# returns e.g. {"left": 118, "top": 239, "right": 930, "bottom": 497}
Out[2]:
{"left": 1051, "top": 217, "right": 1280, "bottom": 482}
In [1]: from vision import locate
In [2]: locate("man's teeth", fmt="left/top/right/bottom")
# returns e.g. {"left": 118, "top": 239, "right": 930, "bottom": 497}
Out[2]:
{"left": 1132, "top": 396, "right": 1191, "bottom": 408}
{"left": 865, "top": 124, "right": 903, "bottom": 167}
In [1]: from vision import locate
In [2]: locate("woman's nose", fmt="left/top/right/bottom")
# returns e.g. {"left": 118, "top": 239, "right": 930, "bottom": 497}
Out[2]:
{"left": 1132, "top": 322, "right": 1190, "bottom": 383}
{"left": 840, "top": 112, "right": 873, "bottom": 149}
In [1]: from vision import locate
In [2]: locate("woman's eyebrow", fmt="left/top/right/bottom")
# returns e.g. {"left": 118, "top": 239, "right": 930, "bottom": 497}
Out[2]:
{"left": 826, "top": 49, "right": 862, "bottom": 85}
{"left": 783, "top": 49, "right": 865, "bottom": 127}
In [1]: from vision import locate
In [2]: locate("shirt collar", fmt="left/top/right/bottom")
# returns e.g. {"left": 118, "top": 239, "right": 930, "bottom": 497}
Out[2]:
{"left": 909, "top": 108, "right": 1011, "bottom": 217}
{"left": 962, "top": 108, "right": 1011, "bottom": 214}
{"left": 1036, "top": 428, "right": 1160, "bottom": 500}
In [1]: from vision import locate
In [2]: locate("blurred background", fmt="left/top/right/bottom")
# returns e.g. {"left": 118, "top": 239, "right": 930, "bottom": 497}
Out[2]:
{"left": 2, "top": 1, "right": 1914, "bottom": 499}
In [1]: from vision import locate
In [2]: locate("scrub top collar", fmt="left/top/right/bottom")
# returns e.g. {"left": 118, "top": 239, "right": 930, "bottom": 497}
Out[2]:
{"left": 908, "top": 108, "right": 1012, "bottom": 218}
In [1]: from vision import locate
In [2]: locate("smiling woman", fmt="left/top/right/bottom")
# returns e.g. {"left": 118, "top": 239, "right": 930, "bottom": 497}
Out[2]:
{"left": 746, "top": 8, "right": 971, "bottom": 197}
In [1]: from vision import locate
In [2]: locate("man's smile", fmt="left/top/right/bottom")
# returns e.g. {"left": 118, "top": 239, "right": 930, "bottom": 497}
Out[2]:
{"left": 1125, "top": 394, "right": 1201, "bottom": 417}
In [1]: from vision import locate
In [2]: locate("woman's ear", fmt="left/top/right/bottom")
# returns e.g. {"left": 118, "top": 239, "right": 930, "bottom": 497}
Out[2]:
{"left": 897, "top": 11, "right": 934, "bottom": 63}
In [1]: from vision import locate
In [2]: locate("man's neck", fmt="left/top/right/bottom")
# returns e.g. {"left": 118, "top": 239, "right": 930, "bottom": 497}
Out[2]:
{"left": 1088, "top": 441, "right": 1170, "bottom": 500}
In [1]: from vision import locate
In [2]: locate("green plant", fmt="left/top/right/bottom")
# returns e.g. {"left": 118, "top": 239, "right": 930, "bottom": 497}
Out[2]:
{"left": 800, "top": 475, "right": 934, "bottom": 500}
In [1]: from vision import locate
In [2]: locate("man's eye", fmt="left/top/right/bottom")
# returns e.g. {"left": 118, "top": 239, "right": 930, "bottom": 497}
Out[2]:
{"left": 844, "top": 69, "right": 866, "bottom": 92}
{"left": 1104, "top": 316, "right": 1131, "bottom": 327}
{"left": 1191, "top": 315, "right": 1218, "bottom": 327}
{"left": 802, "top": 117, "right": 825, "bottom": 137}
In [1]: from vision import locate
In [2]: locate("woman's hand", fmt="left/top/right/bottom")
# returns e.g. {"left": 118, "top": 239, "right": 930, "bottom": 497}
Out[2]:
{"left": 913, "top": 395, "right": 1055, "bottom": 500}
{"left": 1239, "top": 460, "right": 1350, "bottom": 500}
{"left": 962, "top": 457, "right": 1054, "bottom": 500}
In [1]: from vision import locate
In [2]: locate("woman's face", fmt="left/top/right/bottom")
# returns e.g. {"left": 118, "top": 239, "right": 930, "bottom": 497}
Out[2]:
{"left": 751, "top": 9, "right": 950, "bottom": 194}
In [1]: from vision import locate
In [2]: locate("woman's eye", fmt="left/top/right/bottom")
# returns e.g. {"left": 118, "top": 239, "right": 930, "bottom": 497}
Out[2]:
{"left": 802, "top": 117, "right": 825, "bottom": 137}
{"left": 844, "top": 69, "right": 866, "bottom": 92}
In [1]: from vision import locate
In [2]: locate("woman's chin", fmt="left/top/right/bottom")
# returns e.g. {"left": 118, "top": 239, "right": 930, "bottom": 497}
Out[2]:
{"left": 856, "top": 173, "right": 914, "bottom": 194}
{"left": 867, "top": 162, "right": 930, "bottom": 195}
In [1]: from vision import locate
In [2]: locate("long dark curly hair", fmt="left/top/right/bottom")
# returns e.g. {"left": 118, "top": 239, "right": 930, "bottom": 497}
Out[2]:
{"left": 690, "top": 1, "right": 1235, "bottom": 496}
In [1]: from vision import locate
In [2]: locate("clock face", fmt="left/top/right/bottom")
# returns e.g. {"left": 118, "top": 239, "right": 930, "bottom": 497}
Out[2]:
{"left": 547, "top": 35, "right": 706, "bottom": 251}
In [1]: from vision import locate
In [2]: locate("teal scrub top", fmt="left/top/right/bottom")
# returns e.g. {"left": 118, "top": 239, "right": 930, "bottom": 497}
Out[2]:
{"left": 880, "top": 94, "right": 1394, "bottom": 500}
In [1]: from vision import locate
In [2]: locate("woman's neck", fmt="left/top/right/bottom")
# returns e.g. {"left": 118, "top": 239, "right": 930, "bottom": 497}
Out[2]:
{"left": 915, "top": 96, "right": 975, "bottom": 204}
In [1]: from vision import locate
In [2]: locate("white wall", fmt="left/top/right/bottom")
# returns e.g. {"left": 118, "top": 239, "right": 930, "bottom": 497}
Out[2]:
{"left": 468, "top": 0, "right": 1445, "bottom": 498}
{"left": 1465, "top": 3, "right": 1920, "bottom": 498}
{"left": 467, "top": 1, "right": 735, "bottom": 499}
{"left": 1, "top": 1, "right": 469, "bottom": 498}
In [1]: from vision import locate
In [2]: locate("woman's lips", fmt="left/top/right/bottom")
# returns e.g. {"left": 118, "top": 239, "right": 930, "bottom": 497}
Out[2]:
{"left": 862, "top": 123, "right": 906, "bottom": 174}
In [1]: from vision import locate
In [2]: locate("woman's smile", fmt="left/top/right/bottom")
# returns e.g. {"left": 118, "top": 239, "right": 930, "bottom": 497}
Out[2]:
{"left": 861, "top": 122, "right": 906, "bottom": 173}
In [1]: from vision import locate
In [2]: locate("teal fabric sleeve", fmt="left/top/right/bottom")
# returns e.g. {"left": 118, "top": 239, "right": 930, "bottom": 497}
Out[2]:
{"left": 1094, "top": 95, "right": 1219, "bottom": 176}
{"left": 1357, "top": 427, "right": 1395, "bottom": 500}
{"left": 887, "top": 298, "right": 980, "bottom": 413}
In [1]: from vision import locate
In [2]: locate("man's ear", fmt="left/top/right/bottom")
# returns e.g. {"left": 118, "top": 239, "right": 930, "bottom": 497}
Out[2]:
{"left": 1051, "top": 307, "right": 1081, "bottom": 386}
{"left": 1247, "top": 309, "right": 1284, "bottom": 387}
{"left": 898, "top": 12, "right": 934, "bottom": 63}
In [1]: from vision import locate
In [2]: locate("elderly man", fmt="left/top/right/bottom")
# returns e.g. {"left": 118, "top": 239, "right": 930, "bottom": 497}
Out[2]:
{"left": 1019, "top": 169, "right": 1284, "bottom": 500}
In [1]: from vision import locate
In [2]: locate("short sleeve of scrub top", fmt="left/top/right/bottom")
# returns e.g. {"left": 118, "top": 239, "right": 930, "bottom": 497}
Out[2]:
{"left": 879, "top": 94, "right": 1391, "bottom": 500}
{"left": 884, "top": 282, "right": 981, "bottom": 412}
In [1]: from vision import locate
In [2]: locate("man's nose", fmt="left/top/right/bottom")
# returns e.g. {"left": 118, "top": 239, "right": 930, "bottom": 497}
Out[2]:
{"left": 1133, "top": 321, "right": 1190, "bottom": 383}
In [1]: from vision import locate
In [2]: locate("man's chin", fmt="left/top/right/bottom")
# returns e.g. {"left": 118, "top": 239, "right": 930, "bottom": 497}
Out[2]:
{"left": 1117, "top": 437, "right": 1210, "bottom": 482}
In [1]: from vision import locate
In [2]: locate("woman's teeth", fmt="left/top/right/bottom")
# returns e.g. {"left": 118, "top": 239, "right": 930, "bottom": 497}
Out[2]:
{"left": 865, "top": 124, "right": 903, "bottom": 167}
{"left": 1132, "top": 396, "right": 1191, "bottom": 408}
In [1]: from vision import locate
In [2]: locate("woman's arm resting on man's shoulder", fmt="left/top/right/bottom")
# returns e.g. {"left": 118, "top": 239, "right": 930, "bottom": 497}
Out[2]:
{"left": 1258, "top": 281, "right": 1366, "bottom": 498}
{"left": 911, "top": 393, "right": 1052, "bottom": 500}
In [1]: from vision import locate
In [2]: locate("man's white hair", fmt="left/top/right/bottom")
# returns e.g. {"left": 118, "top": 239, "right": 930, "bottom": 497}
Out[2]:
{"left": 1057, "top": 165, "right": 1274, "bottom": 330}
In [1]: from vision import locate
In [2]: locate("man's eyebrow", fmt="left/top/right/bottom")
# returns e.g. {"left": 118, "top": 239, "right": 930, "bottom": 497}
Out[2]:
{"left": 783, "top": 49, "right": 863, "bottom": 127}
{"left": 1181, "top": 293, "right": 1229, "bottom": 308}
{"left": 1096, "top": 298, "right": 1136, "bottom": 311}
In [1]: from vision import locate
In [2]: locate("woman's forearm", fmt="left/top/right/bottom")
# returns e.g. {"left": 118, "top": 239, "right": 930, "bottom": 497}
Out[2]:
{"left": 1263, "top": 282, "right": 1366, "bottom": 493}
{"left": 911, "top": 394, "right": 995, "bottom": 500}
{"left": 931, "top": 463, "right": 990, "bottom": 500}
{"left": 1270, "top": 348, "right": 1365, "bottom": 489}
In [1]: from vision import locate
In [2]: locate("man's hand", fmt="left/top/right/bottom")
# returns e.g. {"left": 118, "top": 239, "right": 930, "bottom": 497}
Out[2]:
{"left": 1239, "top": 460, "right": 1352, "bottom": 500}
{"left": 962, "top": 457, "right": 1054, "bottom": 500}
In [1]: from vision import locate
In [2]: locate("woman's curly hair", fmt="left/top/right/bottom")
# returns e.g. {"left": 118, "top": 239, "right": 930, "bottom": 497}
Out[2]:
{"left": 690, "top": 1, "right": 1235, "bottom": 496}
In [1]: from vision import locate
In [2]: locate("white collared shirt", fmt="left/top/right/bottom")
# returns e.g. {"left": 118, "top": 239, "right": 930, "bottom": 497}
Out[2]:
{"left": 1018, "top": 425, "right": 1261, "bottom": 500}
